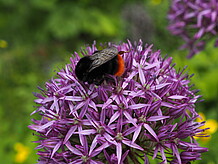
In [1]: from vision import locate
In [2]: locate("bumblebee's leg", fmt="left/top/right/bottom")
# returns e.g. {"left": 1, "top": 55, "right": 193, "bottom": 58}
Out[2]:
{"left": 93, "top": 77, "right": 104, "bottom": 85}
{"left": 87, "top": 67, "right": 104, "bottom": 85}
{"left": 87, "top": 77, "right": 94, "bottom": 84}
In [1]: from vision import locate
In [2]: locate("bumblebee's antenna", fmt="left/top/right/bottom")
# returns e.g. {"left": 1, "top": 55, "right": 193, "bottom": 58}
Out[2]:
{"left": 118, "top": 49, "right": 132, "bottom": 55}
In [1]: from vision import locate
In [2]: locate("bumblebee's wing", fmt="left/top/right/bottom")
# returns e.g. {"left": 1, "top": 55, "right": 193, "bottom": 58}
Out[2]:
{"left": 88, "top": 47, "right": 118, "bottom": 72}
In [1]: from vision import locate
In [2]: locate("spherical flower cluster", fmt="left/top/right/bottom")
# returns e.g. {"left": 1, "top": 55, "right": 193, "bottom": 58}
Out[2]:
{"left": 29, "top": 40, "right": 208, "bottom": 164}
{"left": 168, "top": 0, "right": 218, "bottom": 58}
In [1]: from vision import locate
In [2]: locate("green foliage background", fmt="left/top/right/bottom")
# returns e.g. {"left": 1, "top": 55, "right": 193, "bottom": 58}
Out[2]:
{"left": 0, "top": 0, "right": 217, "bottom": 163}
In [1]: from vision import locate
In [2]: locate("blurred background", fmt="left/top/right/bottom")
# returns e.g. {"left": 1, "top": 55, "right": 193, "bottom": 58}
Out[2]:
{"left": 0, "top": 0, "right": 217, "bottom": 163}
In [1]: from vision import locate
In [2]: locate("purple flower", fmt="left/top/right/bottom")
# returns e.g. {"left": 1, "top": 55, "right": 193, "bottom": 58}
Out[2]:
{"left": 168, "top": 0, "right": 218, "bottom": 58}
{"left": 29, "top": 40, "right": 208, "bottom": 164}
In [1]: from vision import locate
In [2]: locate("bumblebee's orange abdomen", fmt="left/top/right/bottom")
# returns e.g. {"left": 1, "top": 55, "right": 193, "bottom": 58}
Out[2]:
{"left": 114, "top": 54, "right": 125, "bottom": 76}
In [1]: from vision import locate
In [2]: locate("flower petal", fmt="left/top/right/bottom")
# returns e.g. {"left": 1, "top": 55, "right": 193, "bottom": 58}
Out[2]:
{"left": 63, "top": 126, "right": 77, "bottom": 144}
{"left": 122, "top": 139, "right": 144, "bottom": 151}
{"left": 65, "top": 141, "right": 83, "bottom": 156}
{"left": 144, "top": 123, "right": 159, "bottom": 142}
{"left": 116, "top": 142, "right": 122, "bottom": 164}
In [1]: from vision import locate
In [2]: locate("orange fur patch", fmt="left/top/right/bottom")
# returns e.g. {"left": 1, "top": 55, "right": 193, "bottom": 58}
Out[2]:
{"left": 114, "top": 54, "right": 125, "bottom": 76}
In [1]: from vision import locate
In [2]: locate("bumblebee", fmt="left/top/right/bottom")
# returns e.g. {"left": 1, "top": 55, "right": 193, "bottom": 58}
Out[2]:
{"left": 75, "top": 47, "right": 126, "bottom": 85}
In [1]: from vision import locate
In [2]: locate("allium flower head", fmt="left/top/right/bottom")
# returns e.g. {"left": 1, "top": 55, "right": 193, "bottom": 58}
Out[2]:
{"left": 168, "top": 0, "right": 218, "bottom": 58}
{"left": 29, "top": 40, "right": 208, "bottom": 164}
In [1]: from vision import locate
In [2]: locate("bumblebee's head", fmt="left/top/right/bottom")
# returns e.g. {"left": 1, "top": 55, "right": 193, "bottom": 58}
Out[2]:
{"left": 75, "top": 56, "right": 92, "bottom": 82}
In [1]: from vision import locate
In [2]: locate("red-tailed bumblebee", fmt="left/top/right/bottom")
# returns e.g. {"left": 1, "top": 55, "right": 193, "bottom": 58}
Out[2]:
{"left": 75, "top": 47, "right": 126, "bottom": 85}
